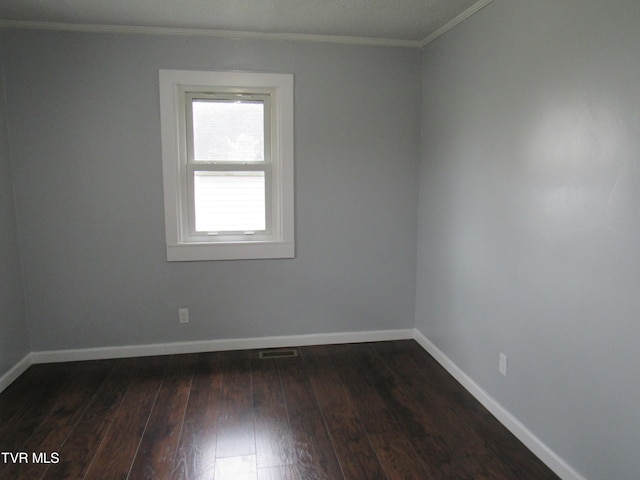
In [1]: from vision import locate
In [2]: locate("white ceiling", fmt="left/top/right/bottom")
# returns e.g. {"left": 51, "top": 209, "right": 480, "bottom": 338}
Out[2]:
{"left": 0, "top": 0, "right": 492, "bottom": 47}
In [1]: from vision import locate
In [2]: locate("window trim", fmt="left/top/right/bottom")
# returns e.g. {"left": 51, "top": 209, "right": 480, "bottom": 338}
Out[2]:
{"left": 159, "top": 70, "right": 294, "bottom": 261}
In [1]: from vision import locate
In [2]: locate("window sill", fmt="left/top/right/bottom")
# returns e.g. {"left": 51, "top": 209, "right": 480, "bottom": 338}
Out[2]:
{"left": 166, "top": 241, "right": 295, "bottom": 261}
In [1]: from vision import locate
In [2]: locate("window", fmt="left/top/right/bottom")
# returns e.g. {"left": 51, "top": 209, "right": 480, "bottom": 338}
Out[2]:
{"left": 159, "top": 70, "right": 294, "bottom": 261}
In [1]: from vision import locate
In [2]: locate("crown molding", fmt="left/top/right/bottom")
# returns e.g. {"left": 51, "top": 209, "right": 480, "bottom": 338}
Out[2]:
{"left": 0, "top": 1, "right": 493, "bottom": 49}
{"left": 421, "top": 0, "right": 494, "bottom": 46}
{"left": 0, "top": 19, "right": 422, "bottom": 48}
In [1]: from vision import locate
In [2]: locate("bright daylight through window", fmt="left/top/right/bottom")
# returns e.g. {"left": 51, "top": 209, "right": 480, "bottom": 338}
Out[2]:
{"left": 159, "top": 70, "right": 294, "bottom": 261}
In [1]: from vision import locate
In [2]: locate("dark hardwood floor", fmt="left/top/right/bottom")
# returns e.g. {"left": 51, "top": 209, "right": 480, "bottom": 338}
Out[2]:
{"left": 0, "top": 340, "right": 560, "bottom": 479}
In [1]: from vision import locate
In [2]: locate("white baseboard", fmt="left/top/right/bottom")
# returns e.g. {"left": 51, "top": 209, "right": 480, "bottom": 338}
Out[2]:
{"left": 30, "top": 328, "right": 414, "bottom": 364}
{"left": 6, "top": 325, "right": 585, "bottom": 480}
{"left": 0, "top": 353, "right": 32, "bottom": 393}
{"left": 412, "top": 329, "right": 587, "bottom": 480}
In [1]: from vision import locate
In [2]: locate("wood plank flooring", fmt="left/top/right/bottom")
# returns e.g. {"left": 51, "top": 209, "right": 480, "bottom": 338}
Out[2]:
{"left": 0, "top": 340, "right": 560, "bottom": 479}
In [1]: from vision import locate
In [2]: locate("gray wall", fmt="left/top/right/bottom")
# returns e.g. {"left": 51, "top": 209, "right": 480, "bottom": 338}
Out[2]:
{"left": 0, "top": 44, "right": 30, "bottom": 377}
{"left": 416, "top": 1, "right": 640, "bottom": 479}
{"left": 2, "top": 30, "right": 420, "bottom": 351}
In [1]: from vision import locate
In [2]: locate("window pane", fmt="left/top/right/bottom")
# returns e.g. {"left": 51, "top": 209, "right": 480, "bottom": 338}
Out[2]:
{"left": 192, "top": 100, "right": 264, "bottom": 162}
{"left": 194, "top": 171, "right": 266, "bottom": 232}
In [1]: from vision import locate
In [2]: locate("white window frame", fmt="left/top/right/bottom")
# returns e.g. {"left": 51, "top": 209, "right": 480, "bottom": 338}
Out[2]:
{"left": 159, "top": 70, "right": 294, "bottom": 261}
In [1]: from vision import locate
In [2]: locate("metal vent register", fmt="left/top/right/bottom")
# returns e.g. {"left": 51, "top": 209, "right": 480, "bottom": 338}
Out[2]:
{"left": 258, "top": 348, "right": 298, "bottom": 359}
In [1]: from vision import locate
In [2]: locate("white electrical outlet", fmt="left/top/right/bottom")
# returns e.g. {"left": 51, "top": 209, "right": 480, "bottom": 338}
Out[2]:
{"left": 499, "top": 352, "right": 508, "bottom": 376}
{"left": 178, "top": 308, "right": 189, "bottom": 324}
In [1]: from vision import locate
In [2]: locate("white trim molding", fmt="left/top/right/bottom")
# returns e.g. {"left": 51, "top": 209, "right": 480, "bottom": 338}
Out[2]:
{"left": 2, "top": 323, "right": 587, "bottom": 480}
{"left": 1, "top": 328, "right": 411, "bottom": 392}
{"left": 159, "top": 69, "right": 295, "bottom": 261}
{"left": 421, "top": 0, "right": 494, "bottom": 46}
{"left": 0, "top": 354, "right": 32, "bottom": 394}
{"left": 29, "top": 328, "right": 414, "bottom": 364}
{"left": 0, "top": 1, "right": 495, "bottom": 50}
{"left": 0, "top": 20, "right": 422, "bottom": 48}
{"left": 413, "top": 328, "right": 588, "bottom": 480}
{"left": 0, "top": 324, "right": 589, "bottom": 480}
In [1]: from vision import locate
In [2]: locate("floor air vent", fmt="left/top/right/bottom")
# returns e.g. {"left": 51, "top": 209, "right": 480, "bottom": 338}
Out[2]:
{"left": 259, "top": 348, "right": 298, "bottom": 359}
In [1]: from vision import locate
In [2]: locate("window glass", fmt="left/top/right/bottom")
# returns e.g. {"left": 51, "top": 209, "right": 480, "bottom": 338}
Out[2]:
{"left": 193, "top": 171, "right": 266, "bottom": 232}
{"left": 192, "top": 100, "right": 265, "bottom": 163}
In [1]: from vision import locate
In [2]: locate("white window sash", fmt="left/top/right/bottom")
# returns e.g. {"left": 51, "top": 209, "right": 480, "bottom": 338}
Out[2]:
{"left": 159, "top": 69, "right": 294, "bottom": 261}
{"left": 185, "top": 163, "right": 273, "bottom": 239}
